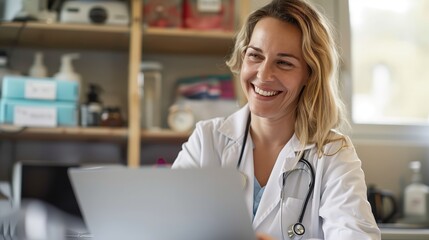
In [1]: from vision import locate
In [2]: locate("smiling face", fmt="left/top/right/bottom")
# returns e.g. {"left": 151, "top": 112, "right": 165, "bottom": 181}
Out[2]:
{"left": 241, "top": 17, "right": 309, "bottom": 121}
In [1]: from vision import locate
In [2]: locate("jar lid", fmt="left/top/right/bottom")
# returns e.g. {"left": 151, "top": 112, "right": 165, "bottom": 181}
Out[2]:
{"left": 140, "top": 61, "right": 162, "bottom": 71}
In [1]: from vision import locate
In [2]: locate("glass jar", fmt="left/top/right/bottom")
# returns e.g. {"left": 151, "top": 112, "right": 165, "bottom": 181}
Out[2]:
{"left": 100, "top": 107, "right": 123, "bottom": 127}
{"left": 139, "top": 61, "right": 162, "bottom": 130}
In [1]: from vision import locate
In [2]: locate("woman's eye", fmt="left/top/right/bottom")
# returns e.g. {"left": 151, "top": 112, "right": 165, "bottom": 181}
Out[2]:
{"left": 246, "top": 52, "right": 261, "bottom": 60}
{"left": 278, "top": 60, "right": 294, "bottom": 68}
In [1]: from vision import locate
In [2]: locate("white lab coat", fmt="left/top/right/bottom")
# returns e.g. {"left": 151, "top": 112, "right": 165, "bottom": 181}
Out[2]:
{"left": 172, "top": 105, "right": 381, "bottom": 240}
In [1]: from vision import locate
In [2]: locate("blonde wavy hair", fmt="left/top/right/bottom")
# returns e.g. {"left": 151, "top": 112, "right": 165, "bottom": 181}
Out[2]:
{"left": 226, "top": 0, "right": 348, "bottom": 156}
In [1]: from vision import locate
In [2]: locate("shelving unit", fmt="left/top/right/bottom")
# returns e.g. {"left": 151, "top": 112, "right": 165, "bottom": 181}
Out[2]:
{"left": 0, "top": 0, "right": 250, "bottom": 167}
{"left": 143, "top": 27, "right": 235, "bottom": 55}
{"left": 0, "top": 22, "right": 130, "bottom": 50}
{"left": 0, "top": 125, "right": 128, "bottom": 141}
{"left": 140, "top": 129, "right": 190, "bottom": 143}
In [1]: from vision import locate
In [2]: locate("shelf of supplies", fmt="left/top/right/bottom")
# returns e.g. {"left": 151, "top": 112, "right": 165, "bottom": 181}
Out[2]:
{"left": 140, "top": 129, "right": 190, "bottom": 143}
{"left": 0, "top": 21, "right": 130, "bottom": 50}
{"left": 143, "top": 27, "right": 235, "bottom": 55}
{"left": 0, "top": 125, "right": 128, "bottom": 141}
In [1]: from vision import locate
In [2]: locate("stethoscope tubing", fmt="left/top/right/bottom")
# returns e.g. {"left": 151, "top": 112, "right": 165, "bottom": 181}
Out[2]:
{"left": 294, "top": 158, "right": 315, "bottom": 223}
{"left": 237, "top": 114, "right": 316, "bottom": 239}
{"left": 236, "top": 114, "right": 251, "bottom": 169}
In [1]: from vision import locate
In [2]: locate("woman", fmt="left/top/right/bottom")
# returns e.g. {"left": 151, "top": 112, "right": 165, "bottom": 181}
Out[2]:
{"left": 172, "top": 0, "right": 381, "bottom": 239}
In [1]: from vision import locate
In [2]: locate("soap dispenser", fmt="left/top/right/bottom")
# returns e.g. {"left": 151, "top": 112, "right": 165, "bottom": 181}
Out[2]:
{"left": 54, "top": 53, "right": 81, "bottom": 82}
{"left": 54, "top": 53, "right": 81, "bottom": 99}
{"left": 29, "top": 52, "right": 48, "bottom": 78}
{"left": 403, "top": 161, "right": 429, "bottom": 225}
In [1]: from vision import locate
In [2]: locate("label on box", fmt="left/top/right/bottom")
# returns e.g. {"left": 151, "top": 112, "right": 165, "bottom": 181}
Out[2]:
{"left": 25, "top": 81, "right": 56, "bottom": 100}
{"left": 197, "top": 0, "right": 221, "bottom": 12}
{"left": 14, "top": 106, "right": 57, "bottom": 127}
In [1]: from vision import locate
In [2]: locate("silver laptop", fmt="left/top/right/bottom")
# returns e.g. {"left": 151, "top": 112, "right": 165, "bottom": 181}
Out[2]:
{"left": 68, "top": 167, "right": 257, "bottom": 240}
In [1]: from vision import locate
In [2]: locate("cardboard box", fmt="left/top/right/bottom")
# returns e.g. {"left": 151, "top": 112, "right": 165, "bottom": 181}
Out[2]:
{"left": 1, "top": 75, "right": 79, "bottom": 102}
{"left": 0, "top": 99, "right": 78, "bottom": 127}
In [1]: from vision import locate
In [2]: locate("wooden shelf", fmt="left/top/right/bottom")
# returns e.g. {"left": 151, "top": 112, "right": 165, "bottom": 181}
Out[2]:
{"left": 0, "top": 125, "right": 128, "bottom": 142}
{"left": 0, "top": 125, "right": 190, "bottom": 143}
{"left": 141, "top": 129, "right": 190, "bottom": 143}
{"left": 0, "top": 21, "right": 130, "bottom": 51}
{"left": 143, "top": 27, "right": 235, "bottom": 55}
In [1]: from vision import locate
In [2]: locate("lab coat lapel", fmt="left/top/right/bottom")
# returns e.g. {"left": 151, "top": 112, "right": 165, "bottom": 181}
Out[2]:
{"left": 218, "top": 105, "right": 254, "bottom": 217}
{"left": 252, "top": 135, "right": 312, "bottom": 229}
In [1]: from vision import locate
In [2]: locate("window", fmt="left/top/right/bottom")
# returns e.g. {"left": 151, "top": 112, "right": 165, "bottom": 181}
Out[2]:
{"left": 335, "top": 0, "right": 429, "bottom": 142}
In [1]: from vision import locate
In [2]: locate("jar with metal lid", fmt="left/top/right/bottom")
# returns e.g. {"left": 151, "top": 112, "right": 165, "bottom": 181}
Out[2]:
{"left": 138, "top": 61, "right": 162, "bottom": 130}
{"left": 100, "top": 107, "right": 124, "bottom": 127}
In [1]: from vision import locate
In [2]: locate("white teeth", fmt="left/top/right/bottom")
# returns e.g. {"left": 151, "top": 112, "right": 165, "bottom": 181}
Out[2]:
{"left": 254, "top": 86, "right": 279, "bottom": 96}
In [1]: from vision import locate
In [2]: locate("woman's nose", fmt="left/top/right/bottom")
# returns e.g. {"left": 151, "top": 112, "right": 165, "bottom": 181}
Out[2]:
{"left": 257, "top": 61, "right": 275, "bottom": 82}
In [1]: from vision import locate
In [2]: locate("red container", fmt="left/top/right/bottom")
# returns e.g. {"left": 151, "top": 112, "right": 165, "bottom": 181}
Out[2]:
{"left": 143, "top": 0, "right": 183, "bottom": 28}
{"left": 183, "top": 0, "right": 235, "bottom": 31}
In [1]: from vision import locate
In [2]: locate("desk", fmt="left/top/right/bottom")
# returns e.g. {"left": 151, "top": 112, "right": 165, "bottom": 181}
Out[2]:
{"left": 381, "top": 227, "right": 429, "bottom": 240}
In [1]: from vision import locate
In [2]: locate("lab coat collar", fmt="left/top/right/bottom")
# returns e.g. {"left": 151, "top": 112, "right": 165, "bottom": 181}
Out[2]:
{"left": 218, "top": 104, "right": 315, "bottom": 153}
{"left": 218, "top": 104, "right": 250, "bottom": 143}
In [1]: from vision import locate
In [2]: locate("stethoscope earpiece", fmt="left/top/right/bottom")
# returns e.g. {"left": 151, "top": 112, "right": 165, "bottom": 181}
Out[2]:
{"left": 288, "top": 223, "right": 305, "bottom": 238}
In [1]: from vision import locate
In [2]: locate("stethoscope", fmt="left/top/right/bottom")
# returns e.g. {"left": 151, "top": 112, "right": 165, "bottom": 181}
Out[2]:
{"left": 236, "top": 115, "right": 315, "bottom": 239}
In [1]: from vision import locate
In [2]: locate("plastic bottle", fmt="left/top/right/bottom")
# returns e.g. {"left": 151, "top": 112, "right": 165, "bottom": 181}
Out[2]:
{"left": 0, "top": 50, "right": 11, "bottom": 83}
{"left": 54, "top": 53, "right": 81, "bottom": 99}
{"left": 0, "top": 50, "right": 21, "bottom": 93}
{"left": 403, "top": 161, "right": 429, "bottom": 224}
{"left": 29, "top": 52, "right": 48, "bottom": 78}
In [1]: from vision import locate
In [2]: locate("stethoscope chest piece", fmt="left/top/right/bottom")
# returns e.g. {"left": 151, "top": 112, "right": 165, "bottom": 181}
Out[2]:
{"left": 288, "top": 223, "right": 305, "bottom": 238}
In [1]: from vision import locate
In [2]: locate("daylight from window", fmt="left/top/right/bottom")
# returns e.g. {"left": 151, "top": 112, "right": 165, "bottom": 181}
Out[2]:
{"left": 349, "top": 0, "right": 429, "bottom": 125}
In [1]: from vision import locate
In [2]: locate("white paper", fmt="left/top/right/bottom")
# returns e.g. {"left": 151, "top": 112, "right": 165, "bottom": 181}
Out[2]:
{"left": 13, "top": 106, "right": 57, "bottom": 127}
{"left": 25, "top": 81, "right": 56, "bottom": 100}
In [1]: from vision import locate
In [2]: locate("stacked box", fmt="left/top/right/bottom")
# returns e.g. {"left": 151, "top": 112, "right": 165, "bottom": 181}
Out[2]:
{"left": 0, "top": 75, "right": 79, "bottom": 127}
{"left": 143, "top": 0, "right": 183, "bottom": 28}
{"left": 183, "top": 0, "right": 235, "bottom": 31}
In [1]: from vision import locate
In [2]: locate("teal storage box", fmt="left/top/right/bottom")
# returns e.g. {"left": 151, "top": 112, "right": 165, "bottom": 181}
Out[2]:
{"left": 0, "top": 99, "right": 78, "bottom": 127}
{"left": 1, "top": 75, "right": 79, "bottom": 102}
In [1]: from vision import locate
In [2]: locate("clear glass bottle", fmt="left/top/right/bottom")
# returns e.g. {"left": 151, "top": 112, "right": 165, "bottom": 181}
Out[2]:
{"left": 139, "top": 61, "right": 162, "bottom": 130}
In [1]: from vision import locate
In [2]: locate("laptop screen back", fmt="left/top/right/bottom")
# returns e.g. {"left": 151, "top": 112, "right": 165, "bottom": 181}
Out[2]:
{"left": 68, "top": 167, "right": 257, "bottom": 240}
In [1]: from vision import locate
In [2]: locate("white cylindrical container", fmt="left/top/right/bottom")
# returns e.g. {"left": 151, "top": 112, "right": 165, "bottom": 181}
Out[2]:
{"left": 139, "top": 61, "right": 162, "bottom": 130}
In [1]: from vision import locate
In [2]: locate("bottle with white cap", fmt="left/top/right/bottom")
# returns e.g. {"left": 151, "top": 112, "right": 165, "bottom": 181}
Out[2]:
{"left": 29, "top": 52, "right": 48, "bottom": 78}
{"left": 139, "top": 61, "right": 162, "bottom": 130}
{"left": 53, "top": 53, "right": 82, "bottom": 98}
{"left": 403, "top": 161, "right": 429, "bottom": 224}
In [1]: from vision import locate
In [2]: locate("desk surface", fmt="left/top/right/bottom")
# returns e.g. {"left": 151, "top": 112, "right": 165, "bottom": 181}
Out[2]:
{"left": 381, "top": 227, "right": 429, "bottom": 240}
